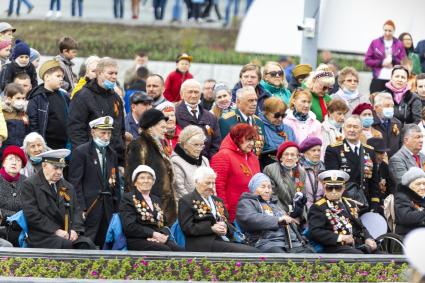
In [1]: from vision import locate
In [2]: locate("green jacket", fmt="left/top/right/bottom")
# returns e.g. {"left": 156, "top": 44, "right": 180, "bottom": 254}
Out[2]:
{"left": 408, "top": 51, "right": 422, "bottom": 75}
{"left": 310, "top": 91, "right": 331, "bottom": 122}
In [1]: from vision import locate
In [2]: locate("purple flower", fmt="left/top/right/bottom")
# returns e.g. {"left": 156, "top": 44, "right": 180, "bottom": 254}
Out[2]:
{"left": 141, "top": 260, "right": 148, "bottom": 266}
{"left": 235, "top": 262, "right": 241, "bottom": 267}
{"left": 133, "top": 263, "right": 139, "bottom": 268}
{"left": 360, "top": 271, "right": 369, "bottom": 276}
{"left": 259, "top": 257, "right": 266, "bottom": 261}
{"left": 91, "top": 270, "right": 98, "bottom": 276}
{"left": 187, "top": 259, "right": 193, "bottom": 264}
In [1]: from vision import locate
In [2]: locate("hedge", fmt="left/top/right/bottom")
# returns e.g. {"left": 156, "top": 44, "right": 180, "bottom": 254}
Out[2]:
{"left": 0, "top": 257, "right": 408, "bottom": 281}
{"left": 9, "top": 20, "right": 367, "bottom": 70}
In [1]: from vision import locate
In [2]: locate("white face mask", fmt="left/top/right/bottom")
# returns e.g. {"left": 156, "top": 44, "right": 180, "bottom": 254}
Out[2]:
{"left": 13, "top": 100, "right": 26, "bottom": 111}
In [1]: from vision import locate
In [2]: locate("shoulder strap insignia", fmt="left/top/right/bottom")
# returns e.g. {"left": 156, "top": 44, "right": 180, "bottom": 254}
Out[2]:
{"left": 330, "top": 141, "right": 343, "bottom": 147}
{"left": 315, "top": 198, "right": 326, "bottom": 206}
{"left": 362, "top": 143, "right": 374, "bottom": 150}
{"left": 222, "top": 111, "right": 236, "bottom": 119}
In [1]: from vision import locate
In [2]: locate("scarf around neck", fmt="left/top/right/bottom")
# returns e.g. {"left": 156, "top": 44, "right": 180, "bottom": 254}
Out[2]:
{"left": 0, "top": 167, "right": 20, "bottom": 182}
{"left": 385, "top": 81, "right": 410, "bottom": 104}
{"left": 174, "top": 143, "right": 203, "bottom": 166}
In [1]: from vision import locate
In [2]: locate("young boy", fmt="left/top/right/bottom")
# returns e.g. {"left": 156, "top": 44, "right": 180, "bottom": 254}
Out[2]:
{"left": 163, "top": 53, "right": 193, "bottom": 102}
{"left": 2, "top": 83, "right": 28, "bottom": 148}
{"left": 0, "top": 39, "right": 12, "bottom": 72}
{"left": 55, "top": 36, "right": 79, "bottom": 92}
{"left": 0, "top": 40, "right": 38, "bottom": 91}
{"left": 0, "top": 22, "right": 16, "bottom": 40}
{"left": 27, "top": 59, "right": 70, "bottom": 150}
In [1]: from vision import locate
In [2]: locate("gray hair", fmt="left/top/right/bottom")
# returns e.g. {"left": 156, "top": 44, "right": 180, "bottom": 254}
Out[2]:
{"left": 22, "top": 132, "right": 46, "bottom": 154}
{"left": 96, "top": 57, "right": 118, "bottom": 73}
{"left": 178, "top": 125, "right": 206, "bottom": 145}
{"left": 236, "top": 86, "right": 256, "bottom": 101}
{"left": 213, "top": 82, "right": 230, "bottom": 96}
{"left": 403, "top": 124, "right": 422, "bottom": 140}
{"left": 373, "top": 92, "right": 393, "bottom": 106}
{"left": 344, "top": 114, "right": 362, "bottom": 125}
{"left": 194, "top": 167, "right": 217, "bottom": 183}
{"left": 180, "top": 79, "right": 201, "bottom": 94}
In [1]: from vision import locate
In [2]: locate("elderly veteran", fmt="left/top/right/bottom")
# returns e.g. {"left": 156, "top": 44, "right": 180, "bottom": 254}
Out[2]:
{"left": 171, "top": 125, "right": 210, "bottom": 204}
{"left": 22, "top": 149, "right": 95, "bottom": 249}
{"left": 120, "top": 165, "right": 184, "bottom": 251}
{"left": 394, "top": 167, "right": 425, "bottom": 237}
{"left": 308, "top": 170, "right": 378, "bottom": 254}
{"left": 68, "top": 116, "right": 121, "bottom": 248}
{"left": 236, "top": 173, "right": 312, "bottom": 253}
{"left": 156, "top": 101, "right": 182, "bottom": 153}
{"left": 20, "top": 132, "right": 50, "bottom": 178}
{"left": 178, "top": 167, "right": 260, "bottom": 253}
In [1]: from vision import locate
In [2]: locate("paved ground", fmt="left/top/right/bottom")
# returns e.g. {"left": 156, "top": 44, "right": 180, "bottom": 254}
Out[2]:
{"left": 3, "top": 0, "right": 251, "bottom": 28}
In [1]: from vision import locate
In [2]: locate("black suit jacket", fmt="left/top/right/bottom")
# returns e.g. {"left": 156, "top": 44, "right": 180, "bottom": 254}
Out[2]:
{"left": 21, "top": 170, "right": 85, "bottom": 248}
{"left": 178, "top": 190, "right": 234, "bottom": 252}
{"left": 68, "top": 141, "right": 120, "bottom": 228}
{"left": 371, "top": 115, "right": 402, "bottom": 158}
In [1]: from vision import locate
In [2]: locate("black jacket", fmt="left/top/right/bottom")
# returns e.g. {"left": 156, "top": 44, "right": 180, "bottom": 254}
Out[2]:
{"left": 120, "top": 190, "right": 165, "bottom": 240}
{"left": 21, "top": 170, "right": 85, "bottom": 248}
{"left": 27, "top": 84, "right": 70, "bottom": 144}
{"left": 68, "top": 80, "right": 125, "bottom": 165}
{"left": 68, "top": 141, "right": 120, "bottom": 239}
{"left": 178, "top": 190, "right": 235, "bottom": 252}
{"left": 385, "top": 88, "right": 422, "bottom": 125}
{"left": 308, "top": 197, "right": 372, "bottom": 248}
{"left": 395, "top": 184, "right": 425, "bottom": 236}
{"left": 0, "top": 61, "right": 37, "bottom": 91}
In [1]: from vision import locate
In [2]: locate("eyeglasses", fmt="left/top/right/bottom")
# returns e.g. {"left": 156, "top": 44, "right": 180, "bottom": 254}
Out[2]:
{"left": 325, "top": 185, "right": 343, "bottom": 192}
{"left": 322, "top": 85, "right": 332, "bottom": 92}
{"left": 345, "top": 79, "right": 359, "bottom": 83}
{"left": 273, "top": 112, "right": 286, "bottom": 119}
{"left": 4, "top": 155, "right": 22, "bottom": 163}
{"left": 267, "top": 71, "right": 284, "bottom": 78}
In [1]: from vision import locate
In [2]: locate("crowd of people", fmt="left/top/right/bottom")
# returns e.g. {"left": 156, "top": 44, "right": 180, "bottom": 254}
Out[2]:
{"left": 0, "top": 19, "right": 424, "bottom": 256}
{"left": 6, "top": 0, "right": 253, "bottom": 26}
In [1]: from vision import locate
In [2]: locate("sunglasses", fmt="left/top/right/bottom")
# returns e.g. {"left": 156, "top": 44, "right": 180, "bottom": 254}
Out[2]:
{"left": 322, "top": 85, "right": 332, "bottom": 92}
{"left": 325, "top": 185, "right": 343, "bottom": 192}
{"left": 267, "top": 71, "right": 284, "bottom": 78}
{"left": 274, "top": 112, "right": 286, "bottom": 119}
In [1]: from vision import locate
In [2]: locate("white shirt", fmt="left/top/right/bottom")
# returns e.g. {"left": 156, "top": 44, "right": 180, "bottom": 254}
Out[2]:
{"left": 346, "top": 140, "right": 361, "bottom": 155}
{"left": 185, "top": 103, "right": 199, "bottom": 119}
{"left": 238, "top": 111, "right": 252, "bottom": 125}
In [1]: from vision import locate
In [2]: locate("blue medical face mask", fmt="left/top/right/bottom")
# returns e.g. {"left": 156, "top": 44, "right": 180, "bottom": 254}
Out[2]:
{"left": 361, "top": 116, "right": 374, "bottom": 128}
{"left": 94, "top": 137, "right": 110, "bottom": 148}
{"left": 30, "top": 156, "right": 42, "bottom": 165}
{"left": 328, "top": 117, "right": 342, "bottom": 129}
{"left": 103, "top": 79, "right": 116, "bottom": 90}
{"left": 383, "top": 107, "right": 394, "bottom": 119}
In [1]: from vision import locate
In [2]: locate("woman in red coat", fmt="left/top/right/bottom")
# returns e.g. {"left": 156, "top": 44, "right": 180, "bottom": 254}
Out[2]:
{"left": 210, "top": 124, "right": 260, "bottom": 221}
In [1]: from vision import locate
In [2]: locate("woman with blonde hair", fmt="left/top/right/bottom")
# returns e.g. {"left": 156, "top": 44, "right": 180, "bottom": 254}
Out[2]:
{"left": 304, "top": 64, "right": 335, "bottom": 122}
{"left": 283, "top": 89, "right": 322, "bottom": 144}
{"left": 260, "top": 62, "right": 291, "bottom": 105}
{"left": 210, "top": 83, "right": 235, "bottom": 119}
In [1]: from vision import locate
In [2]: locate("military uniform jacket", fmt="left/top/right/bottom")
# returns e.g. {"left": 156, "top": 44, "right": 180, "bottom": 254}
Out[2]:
{"left": 218, "top": 109, "right": 265, "bottom": 156}
{"left": 21, "top": 170, "right": 85, "bottom": 248}
{"left": 68, "top": 141, "right": 121, "bottom": 235}
{"left": 308, "top": 197, "right": 372, "bottom": 247}
{"left": 324, "top": 139, "right": 381, "bottom": 204}
{"left": 178, "top": 190, "right": 235, "bottom": 252}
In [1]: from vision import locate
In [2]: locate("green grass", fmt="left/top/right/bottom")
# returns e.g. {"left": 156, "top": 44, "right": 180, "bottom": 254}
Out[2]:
{"left": 9, "top": 20, "right": 367, "bottom": 70}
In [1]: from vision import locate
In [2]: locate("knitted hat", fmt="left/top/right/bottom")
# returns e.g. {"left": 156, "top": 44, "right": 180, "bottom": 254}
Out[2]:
{"left": 352, "top": 103, "right": 373, "bottom": 115}
{"left": 132, "top": 165, "right": 156, "bottom": 183}
{"left": 292, "top": 64, "right": 312, "bottom": 78}
{"left": 248, "top": 173, "right": 271, "bottom": 193}
{"left": 29, "top": 48, "right": 40, "bottom": 63}
{"left": 139, "top": 108, "right": 169, "bottom": 130}
{"left": 299, "top": 137, "right": 322, "bottom": 153}
{"left": 11, "top": 40, "right": 30, "bottom": 60}
{"left": 2, "top": 145, "right": 27, "bottom": 167}
{"left": 0, "top": 39, "right": 11, "bottom": 50}
{"left": 38, "top": 59, "right": 62, "bottom": 80}
{"left": 276, "top": 141, "right": 299, "bottom": 160}
{"left": 401, "top": 167, "right": 425, "bottom": 186}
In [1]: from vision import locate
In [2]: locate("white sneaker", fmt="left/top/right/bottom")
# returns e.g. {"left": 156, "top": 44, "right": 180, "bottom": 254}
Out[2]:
{"left": 56, "top": 11, "right": 62, "bottom": 18}
{"left": 46, "top": 10, "right": 53, "bottom": 17}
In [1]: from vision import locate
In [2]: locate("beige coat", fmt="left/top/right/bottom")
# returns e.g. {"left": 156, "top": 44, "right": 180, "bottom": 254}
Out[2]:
{"left": 171, "top": 151, "right": 210, "bottom": 206}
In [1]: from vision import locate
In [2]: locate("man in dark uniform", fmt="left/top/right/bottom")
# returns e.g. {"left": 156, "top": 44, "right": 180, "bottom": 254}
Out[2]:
{"left": 308, "top": 170, "right": 378, "bottom": 254}
{"left": 68, "top": 116, "right": 121, "bottom": 248}
{"left": 219, "top": 86, "right": 265, "bottom": 156}
{"left": 324, "top": 115, "right": 381, "bottom": 212}
{"left": 21, "top": 149, "right": 95, "bottom": 249}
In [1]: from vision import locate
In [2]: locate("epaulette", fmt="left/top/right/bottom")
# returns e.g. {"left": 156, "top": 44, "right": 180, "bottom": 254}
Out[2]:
{"left": 330, "top": 141, "right": 343, "bottom": 147}
{"left": 343, "top": 197, "right": 363, "bottom": 207}
{"left": 222, "top": 111, "right": 236, "bottom": 119}
{"left": 253, "top": 114, "right": 260, "bottom": 119}
{"left": 314, "top": 198, "right": 326, "bottom": 206}
{"left": 362, "top": 143, "right": 374, "bottom": 150}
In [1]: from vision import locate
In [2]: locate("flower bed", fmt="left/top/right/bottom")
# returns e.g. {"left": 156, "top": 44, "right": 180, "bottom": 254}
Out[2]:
{"left": 0, "top": 257, "right": 408, "bottom": 281}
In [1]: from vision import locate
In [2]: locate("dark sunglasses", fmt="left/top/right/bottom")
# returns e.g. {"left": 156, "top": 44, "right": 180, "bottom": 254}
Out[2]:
{"left": 274, "top": 112, "right": 286, "bottom": 119}
{"left": 325, "top": 185, "right": 343, "bottom": 192}
{"left": 322, "top": 85, "right": 332, "bottom": 92}
{"left": 267, "top": 71, "right": 284, "bottom": 78}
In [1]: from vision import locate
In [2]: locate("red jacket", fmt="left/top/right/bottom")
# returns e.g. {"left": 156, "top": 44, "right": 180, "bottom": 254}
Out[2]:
{"left": 210, "top": 135, "right": 260, "bottom": 222}
{"left": 163, "top": 69, "right": 193, "bottom": 102}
